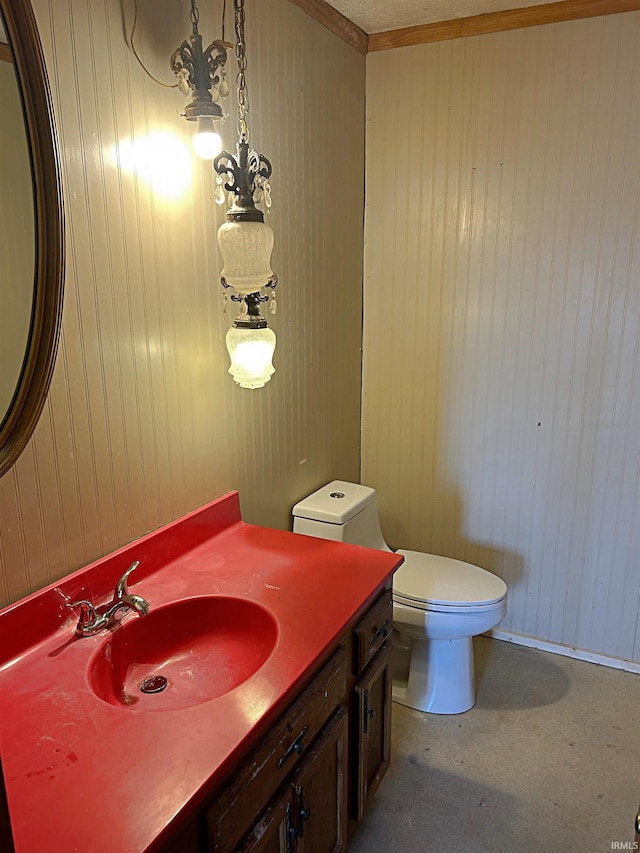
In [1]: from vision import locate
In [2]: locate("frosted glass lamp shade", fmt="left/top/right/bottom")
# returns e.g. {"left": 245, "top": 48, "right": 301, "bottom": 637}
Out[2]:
{"left": 217, "top": 220, "right": 274, "bottom": 294}
{"left": 192, "top": 118, "right": 222, "bottom": 160}
{"left": 226, "top": 326, "right": 276, "bottom": 389}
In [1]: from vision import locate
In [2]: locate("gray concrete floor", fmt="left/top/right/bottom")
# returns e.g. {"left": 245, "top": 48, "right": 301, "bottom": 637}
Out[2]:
{"left": 348, "top": 636, "right": 640, "bottom": 853}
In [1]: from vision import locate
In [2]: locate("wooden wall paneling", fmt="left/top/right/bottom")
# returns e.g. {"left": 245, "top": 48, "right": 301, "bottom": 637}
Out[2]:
{"left": 362, "top": 12, "right": 640, "bottom": 662}
{"left": 0, "top": 0, "right": 365, "bottom": 607}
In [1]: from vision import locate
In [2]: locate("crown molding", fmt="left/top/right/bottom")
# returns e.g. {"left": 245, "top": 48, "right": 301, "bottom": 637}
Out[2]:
{"left": 368, "top": 0, "right": 640, "bottom": 51}
{"left": 287, "top": 0, "right": 368, "bottom": 54}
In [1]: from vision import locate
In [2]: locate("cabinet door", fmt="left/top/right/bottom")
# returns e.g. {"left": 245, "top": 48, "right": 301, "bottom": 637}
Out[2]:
{"left": 353, "top": 640, "right": 392, "bottom": 820}
{"left": 0, "top": 758, "right": 14, "bottom": 853}
{"left": 239, "top": 788, "right": 294, "bottom": 853}
{"left": 289, "top": 708, "right": 348, "bottom": 853}
{"left": 207, "top": 650, "right": 347, "bottom": 852}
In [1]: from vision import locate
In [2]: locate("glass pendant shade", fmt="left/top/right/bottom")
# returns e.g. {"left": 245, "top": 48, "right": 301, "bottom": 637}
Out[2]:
{"left": 192, "top": 117, "right": 222, "bottom": 160}
{"left": 217, "top": 220, "right": 274, "bottom": 294}
{"left": 226, "top": 326, "right": 276, "bottom": 389}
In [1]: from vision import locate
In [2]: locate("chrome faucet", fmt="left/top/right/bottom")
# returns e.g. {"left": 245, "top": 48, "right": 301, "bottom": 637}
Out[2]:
{"left": 66, "top": 561, "right": 150, "bottom": 637}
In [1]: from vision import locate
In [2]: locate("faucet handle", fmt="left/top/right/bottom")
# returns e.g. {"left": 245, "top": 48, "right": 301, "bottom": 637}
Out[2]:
{"left": 115, "top": 561, "right": 140, "bottom": 600}
{"left": 65, "top": 599, "right": 98, "bottom": 630}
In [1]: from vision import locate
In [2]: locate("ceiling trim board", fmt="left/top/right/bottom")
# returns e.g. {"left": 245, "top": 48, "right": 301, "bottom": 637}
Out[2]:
{"left": 287, "top": 0, "right": 368, "bottom": 54}
{"left": 367, "top": 0, "right": 640, "bottom": 50}
{"left": 0, "top": 43, "right": 11, "bottom": 63}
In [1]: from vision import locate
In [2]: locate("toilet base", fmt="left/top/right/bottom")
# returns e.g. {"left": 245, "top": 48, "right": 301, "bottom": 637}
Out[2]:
{"left": 392, "top": 635, "right": 475, "bottom": 715}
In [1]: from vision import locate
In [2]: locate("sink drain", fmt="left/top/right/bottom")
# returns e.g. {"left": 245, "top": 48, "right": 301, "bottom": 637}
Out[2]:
{"left": 140, "top": 675, "right": 168, "bottom": 694}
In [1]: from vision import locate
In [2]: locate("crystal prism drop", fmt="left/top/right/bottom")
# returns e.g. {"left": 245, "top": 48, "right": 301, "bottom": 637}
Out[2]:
{"left": 219, "top": 79, "right": 229, "bottom": 98}
{"left": 228, "top": 191, "right": 236, "bottom": 207}
{"left": 212, "top": 86, "right": 220, "bottom": 103}
{"left": 253, "top": 186, "right": 264, "bottom": 204}
{"left": 214, "top": 184, "right": 226, "bottom": 205}
{"left": 240, "top": 300, "right": 248, "bottom": 316}
{"left": 269, "top": 295, "right": 277, "bottom": 315}
{"left": 177, "top": 69, "right": 191, "bottom": 95}
{"left": 264, "top": 185, "right": 272, "bottom": 209}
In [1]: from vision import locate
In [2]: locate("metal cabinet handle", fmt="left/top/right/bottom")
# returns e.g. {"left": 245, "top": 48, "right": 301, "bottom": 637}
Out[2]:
{"left": 363, "top": 688, "right": 375, "bottom": 734}
{"left": 286, "top": 803, "right": 296, "bottom": 853}
{"left": 369, "top": 620, "right": 389, "bottom": 646}
{"left": 277, "top": 725, "right": 309, "bottom": 769}
{"left": 297, "top": 787, "right": 311, "bottom": 837}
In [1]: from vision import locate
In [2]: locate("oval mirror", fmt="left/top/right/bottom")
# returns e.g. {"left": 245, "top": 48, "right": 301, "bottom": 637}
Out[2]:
{"left": 0, "top": 0, "right": 64, "bottom": 477}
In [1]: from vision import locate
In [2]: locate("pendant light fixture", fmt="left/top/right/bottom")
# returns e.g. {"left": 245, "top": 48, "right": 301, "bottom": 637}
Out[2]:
{"left": 213, "top": 0, "right": 278, "bottom": 390}
{"left": 170, "top": 0, "right": 229, "bottom": 160}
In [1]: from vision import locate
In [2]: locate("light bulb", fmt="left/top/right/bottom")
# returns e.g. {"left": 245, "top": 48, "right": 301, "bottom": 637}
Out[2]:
{"left": 226, "top": 326, "right": 276, "bottom": 389}
{"left": 192, "top": 117, "right": 222, "bottom": 160}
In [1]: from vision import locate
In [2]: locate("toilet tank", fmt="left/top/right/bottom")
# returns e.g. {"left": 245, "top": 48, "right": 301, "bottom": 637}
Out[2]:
{"left": 292, "top": 480, "right": 391, "bottom": 552}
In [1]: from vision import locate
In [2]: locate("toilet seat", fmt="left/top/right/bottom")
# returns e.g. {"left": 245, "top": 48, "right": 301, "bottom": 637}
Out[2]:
{"left": 393, "top": 550, "right": 507, "bottom": 611}
{"left": 393, "top": 595, "right": 506, "bottom": 614}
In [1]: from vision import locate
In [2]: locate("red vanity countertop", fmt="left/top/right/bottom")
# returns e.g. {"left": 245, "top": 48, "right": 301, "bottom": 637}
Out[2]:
{"left": 0, "top": 492, "right": 402, "bottom": 852}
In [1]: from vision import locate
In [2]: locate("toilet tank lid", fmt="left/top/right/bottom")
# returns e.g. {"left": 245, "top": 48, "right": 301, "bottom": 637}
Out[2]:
{"left": 292, "top": 480, "right": 377, "bottom": 524}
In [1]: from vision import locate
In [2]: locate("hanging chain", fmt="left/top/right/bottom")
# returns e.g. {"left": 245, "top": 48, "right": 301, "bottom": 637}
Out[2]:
{"left": 234, "top": 0, "right": 249, "bottom": 142}
{"left": 190, "top": 0, "right": 200, "bottom": 35}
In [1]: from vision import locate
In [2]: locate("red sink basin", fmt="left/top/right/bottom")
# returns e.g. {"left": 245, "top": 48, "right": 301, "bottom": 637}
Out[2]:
{"left": 88, "top": 596, "right": 278, "bottom": 711}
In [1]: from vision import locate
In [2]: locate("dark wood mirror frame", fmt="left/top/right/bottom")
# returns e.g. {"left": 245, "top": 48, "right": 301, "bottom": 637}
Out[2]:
{"left": 0, "top": 0, "right": 64, "bottom": 478}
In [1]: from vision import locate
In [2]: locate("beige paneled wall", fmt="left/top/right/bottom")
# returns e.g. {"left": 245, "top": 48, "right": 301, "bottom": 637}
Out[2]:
{"left": 363, "top": 13, "right": 640, "bottom": 661}
{"left": 0, "top": 0, "right": 365, "bottom": 606}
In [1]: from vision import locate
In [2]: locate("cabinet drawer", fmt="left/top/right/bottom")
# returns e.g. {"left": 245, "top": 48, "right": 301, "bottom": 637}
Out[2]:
{"left": 353, "top": 589, "right": 392, "bottom": 674}
{"left": 207, "top": 648, "right": 347, "bottom": 852}
{"left": 238, "top": 787, "right": 293, "bottom": 853}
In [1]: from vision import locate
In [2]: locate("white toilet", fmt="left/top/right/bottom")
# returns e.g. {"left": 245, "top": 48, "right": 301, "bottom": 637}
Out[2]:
{"left": 292, "top": 480, "right": 507, "bottom": 715}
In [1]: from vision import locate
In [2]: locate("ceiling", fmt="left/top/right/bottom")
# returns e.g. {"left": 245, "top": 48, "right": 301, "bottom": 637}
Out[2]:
{"left": 324, "top": 0, "right": 561, "bottom": 33}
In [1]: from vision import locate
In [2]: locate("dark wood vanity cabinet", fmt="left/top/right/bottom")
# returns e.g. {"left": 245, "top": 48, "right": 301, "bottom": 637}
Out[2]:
{"left": 207, "top": 649, "right": 348, "bottom": 853}
{"left": 0, "top": 759, "right": 15, "bottom": 853}
{"left": 160, "top": 588, "right": 393, "bottom": 853}
{"left": 240, "top": 708, "right": 348, "bottom": 853}
{"left": 353, "top": 642, "right": 392, "bottom": 820}
{"left": 350, "top": 590, "right": 393, "bottom": 822}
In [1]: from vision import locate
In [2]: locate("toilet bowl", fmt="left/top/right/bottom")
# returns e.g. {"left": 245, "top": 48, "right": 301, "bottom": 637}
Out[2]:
{"left": 292, "top": 480, "right": 507, "bottom": 715}
{"left": 391, "top": 550, "right": 507, "bottom": 713}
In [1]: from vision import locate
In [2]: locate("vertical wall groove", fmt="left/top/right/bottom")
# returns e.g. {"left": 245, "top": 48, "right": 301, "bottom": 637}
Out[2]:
{"left": 0, "top": 0, "right": 365, "bottom": 606}
{"left": 363, "top": 11, "right": 640, "bottom": 662}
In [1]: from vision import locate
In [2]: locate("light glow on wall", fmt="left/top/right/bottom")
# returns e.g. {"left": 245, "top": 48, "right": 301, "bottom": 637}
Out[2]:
{"left": 115, "top": 132, "right": 192, "bottom": 199}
